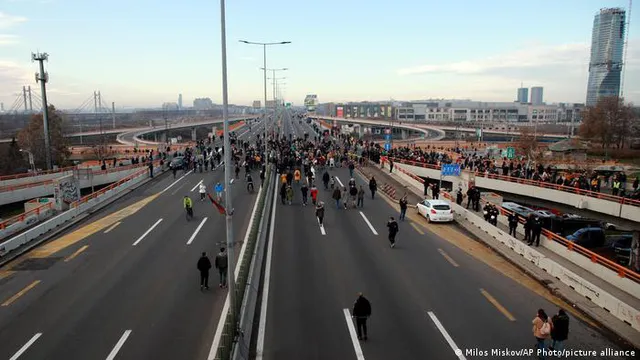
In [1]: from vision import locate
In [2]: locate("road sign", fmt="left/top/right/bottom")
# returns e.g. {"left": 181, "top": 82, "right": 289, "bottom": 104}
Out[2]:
{"left": 384, "top": 134, "right": 392, "bottom": 141}
{"left": 507, "top": 147, "right": 515, "bottom": 159}
{"left": 384, "top": 143, "right": 392, "bottom": 151}
{"left": 384, "top": 128, "right": 392, "bottom": 135}
{"left": 441, "top": 164, "right": 461, "bottom": 177}
{"left": 286, "top": 103, "right": 291, "bottom": 108}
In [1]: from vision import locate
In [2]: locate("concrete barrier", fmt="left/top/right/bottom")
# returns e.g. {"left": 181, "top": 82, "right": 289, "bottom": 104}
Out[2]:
{"left": 0, "top": 164, "right": 159, "bottom": 259}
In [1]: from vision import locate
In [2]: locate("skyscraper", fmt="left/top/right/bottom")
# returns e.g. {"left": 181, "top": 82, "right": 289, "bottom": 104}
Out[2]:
{"left": 586, "top": 8, "right": 626, "bottom": 106}
{"left": 516, "top": 87, "right": 529, "bottom": 103}
{"left": 531, "top": 87, "right": 544, "bottom": 105}
{"left": 178, "top": 94, "right": 183, "bottom": 110}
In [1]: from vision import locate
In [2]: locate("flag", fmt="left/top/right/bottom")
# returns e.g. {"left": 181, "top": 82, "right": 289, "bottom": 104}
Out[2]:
{"left": 207, "top": 193, "right": 226, "bottom": 215}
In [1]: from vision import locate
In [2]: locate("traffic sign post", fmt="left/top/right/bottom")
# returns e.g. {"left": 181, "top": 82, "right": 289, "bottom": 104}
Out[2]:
{"left": 384, "top": 143, "right": 392, "bottom": 151}
{"left": 439, "top": 163, "right": 461, "bottom": 189}
{"left": 507, "top": 147, "right": 515, "bottom": 159}
{"left": 384, "top": 128, "right": 392, "bottom": 152}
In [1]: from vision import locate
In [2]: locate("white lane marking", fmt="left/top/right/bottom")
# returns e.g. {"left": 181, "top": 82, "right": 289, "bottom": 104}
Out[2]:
{"left": 318, "top": 217, "right": 326, "bottom": 235}
{"left": 342, "top": 309, "right": 366, "bottom": 360}
{"left": 190, "top": 179, "right": 204, "bottom": 192}
{"left": 170, "top": 182, "right": 186, "bottom": 197}
{"left": 427, "top": 311, "right": 467, "bottom": 360}
{"left": 132, "top": 219, "right": 163, "bottom": 246}
{"left": 186, "top": 217, "right": 208, "bottom": 245}
{"left": 9, "top": 333, "right": 42, "bottom": 360}
{"left": 359, "top": 211, "right": 378, "bottom": 235}
{"left": 255, "top": 179, "right": 279, "bottom": 360}
{"left": 161, "top": 170, "right": 193, "bottom": 193}
{"left": 105, "top": 330, "right": 132, "bottom": 360}
{"left": 335, "top": 176, "right": 344, "bottom": 188}
{"left": 208, "top": 178, "right": 265, "bottom": 360}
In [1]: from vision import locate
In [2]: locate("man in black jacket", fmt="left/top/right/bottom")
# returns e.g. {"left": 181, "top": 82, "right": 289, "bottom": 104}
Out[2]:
{"left": 215, "top": 248, "right": 229, "bottom": 288}
{"left": 550, "top": 309, "right": 569, "bottom": 352}
{"left": 352, "top": 292, "right": 372, "bottom": 341}
{"left": 197, "top": 252, "right": 212, "bottom": 290}
{"left": 387, "top": 217, "right": 399, "bottom": 248}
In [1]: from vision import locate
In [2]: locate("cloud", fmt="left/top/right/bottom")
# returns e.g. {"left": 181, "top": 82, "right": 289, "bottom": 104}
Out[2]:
{"left": 0, "top": 12, "right": 27, "bottom": 29}
{"left": 397, "top": 43, "right": 592, "bottom": 76}
{"left": 0, "top": 34, "right": 19, "bottom": 45}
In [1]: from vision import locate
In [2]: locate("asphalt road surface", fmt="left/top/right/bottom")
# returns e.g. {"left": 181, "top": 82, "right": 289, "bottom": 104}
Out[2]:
{"left": 0, "top": 119, "right": 266, "bottom": 360}
{"left": 257, "top": 114, "right": 632, "bottom": 360}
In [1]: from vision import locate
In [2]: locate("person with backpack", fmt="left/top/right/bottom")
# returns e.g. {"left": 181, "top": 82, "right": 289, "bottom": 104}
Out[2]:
{"left": 532, "top": 308, "right": 552, "bottom": 358}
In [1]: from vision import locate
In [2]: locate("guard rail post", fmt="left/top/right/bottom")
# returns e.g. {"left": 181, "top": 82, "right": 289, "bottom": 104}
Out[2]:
{"left": 215, "top": 165, "right": 273, "bottom": 360}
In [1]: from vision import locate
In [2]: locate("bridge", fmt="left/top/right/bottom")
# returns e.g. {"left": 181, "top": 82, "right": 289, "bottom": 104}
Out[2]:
{"left": 0, "top": 110, "right": 637, "bottom": 360}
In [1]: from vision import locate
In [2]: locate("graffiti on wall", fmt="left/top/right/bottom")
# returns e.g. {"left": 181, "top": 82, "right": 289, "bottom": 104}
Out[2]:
{"left": 60, "top": 178, "right": 80, "bottom": 204}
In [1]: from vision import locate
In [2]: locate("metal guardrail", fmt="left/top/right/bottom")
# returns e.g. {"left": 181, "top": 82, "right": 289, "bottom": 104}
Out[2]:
{"left": 214, "top": 165, "right": 273, "bottom": 360}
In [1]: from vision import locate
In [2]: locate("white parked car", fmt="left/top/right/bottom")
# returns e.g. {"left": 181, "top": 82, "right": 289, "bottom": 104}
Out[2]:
{"left": 416, "top": 199, "right": 454, "bottom": 223}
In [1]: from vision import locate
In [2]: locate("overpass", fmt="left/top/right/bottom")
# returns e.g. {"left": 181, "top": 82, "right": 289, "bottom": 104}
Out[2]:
{"left": 313, "top": 116, "right": 447, "bottom": 140}
{"left": 0, "top": 162, "right": 158, "bottom": 206}
{"left": 116, "top": 116, "right": 255, "bottom": 146}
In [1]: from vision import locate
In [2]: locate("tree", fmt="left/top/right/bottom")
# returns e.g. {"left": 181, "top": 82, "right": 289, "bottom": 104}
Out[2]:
{"left": 17, "top": 105, "right": 71, "bottom": 169}
{"left": 579, "top": 96, "right": 637, "bottom": 149}
{"left": 515, "top": 126, "right": 539, "bottom": 161}
{"left": 0, "top": 137, "right": 29, "bottom": 175}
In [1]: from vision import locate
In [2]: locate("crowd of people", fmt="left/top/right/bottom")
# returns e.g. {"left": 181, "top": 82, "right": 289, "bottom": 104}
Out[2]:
{"left": 386, "top": 144, "right": 640, "bottom": 201}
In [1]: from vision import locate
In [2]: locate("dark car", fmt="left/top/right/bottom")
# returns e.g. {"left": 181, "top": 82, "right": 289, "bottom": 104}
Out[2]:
{"left": 169, "top": 156, "right": 185, "bottom": 170}
{"left": 566, "top": 227, "right": 606, "bottom": 249}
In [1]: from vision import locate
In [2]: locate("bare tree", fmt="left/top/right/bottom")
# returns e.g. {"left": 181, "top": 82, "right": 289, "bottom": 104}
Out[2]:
{"left": 17, "top": 105, "right": 71, "bottom": 168}
{"left": 579, "top": 96, "right": 637, "bottom": 149}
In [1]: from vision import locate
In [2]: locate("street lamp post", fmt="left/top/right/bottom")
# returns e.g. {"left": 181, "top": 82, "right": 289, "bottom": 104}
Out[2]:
{"left": 239, "top": 40, "right": 291, "bottom": 157}
{"left": 219, "top": 0, "right": 238, "bottom": 352}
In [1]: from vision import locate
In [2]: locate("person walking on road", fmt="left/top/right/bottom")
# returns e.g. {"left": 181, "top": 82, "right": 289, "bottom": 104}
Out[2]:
{"left": 332, "top": 187, "right": 342, "bottom": 209}
{"left": 310, "top": 184, "right": 319, "bottom": 205}
{"left": 316, "top": 201, "right": 325, "bottom": 226}
{"left": 387, "top": 216, "right": 399, "bottom": 248}
{"left": 369, "top": 177, "right": 377, "bottom": 199}
{"left": 199, "top": 183, "right": 207, "bottom": 201}
{"left": 549, "top": 309, "right": 569, "bottom": 352}
{"left": 197, "top": 252, "right": 212, "bottom": 290}
{"left": 399, "top": 195, "right": 408, "bottom": 221}
{"left": 301, "top": 182, "right": 309, "bottom": 206}
{"left": 352, "top": 292, "right": 372, "bottom": 341}
{"left": 215, "top": 248, "right": 228, "bottom": 288}
{"left": 357, "top": 185, "right": 365, "bottom": 208}
{"left": 532, "top": 309, "right": 551, "bottom": 359}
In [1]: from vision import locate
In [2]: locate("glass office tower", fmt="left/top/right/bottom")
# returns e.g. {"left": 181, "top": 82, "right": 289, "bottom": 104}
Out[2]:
{"left": 586, "top": 8, "right": 626, "bottom": 106}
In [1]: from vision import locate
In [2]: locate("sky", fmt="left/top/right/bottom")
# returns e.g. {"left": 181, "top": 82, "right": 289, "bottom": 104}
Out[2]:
{"left": 1, "top": 0, "right": 640, "bottom": 110}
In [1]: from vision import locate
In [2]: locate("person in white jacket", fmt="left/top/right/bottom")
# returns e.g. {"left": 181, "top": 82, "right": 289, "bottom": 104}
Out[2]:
{"left": 199, "top": 183, "right": 206, "bottom": 201}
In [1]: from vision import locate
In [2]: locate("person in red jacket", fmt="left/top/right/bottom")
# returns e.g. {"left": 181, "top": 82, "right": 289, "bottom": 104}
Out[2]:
{"left": 310, "top": 184, "right": 319, "bottom": 205}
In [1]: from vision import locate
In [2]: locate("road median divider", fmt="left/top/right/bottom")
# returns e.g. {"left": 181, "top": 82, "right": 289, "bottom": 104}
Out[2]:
{"left": 213, "top": 165, "right": 274, "bottom": 360}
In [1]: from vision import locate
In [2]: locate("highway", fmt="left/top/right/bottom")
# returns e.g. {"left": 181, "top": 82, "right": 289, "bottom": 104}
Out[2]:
{"left": 257, "top": 113, "right": 630, "bottom": 359}
{"left": 0, "top": 118, "right": 267, "bottom": 360}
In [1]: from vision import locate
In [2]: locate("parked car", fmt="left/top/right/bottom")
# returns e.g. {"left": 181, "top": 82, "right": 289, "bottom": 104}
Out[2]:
{"left": 565, "top": 227, "right": 606, "bottom": 249}
{"left": 416, "top": 199, "right": 454, "bottom": 223}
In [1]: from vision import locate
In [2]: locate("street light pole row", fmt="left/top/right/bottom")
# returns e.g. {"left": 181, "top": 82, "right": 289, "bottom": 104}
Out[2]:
{"left": 239, "top": 40, "right": 291, "bottom": 156}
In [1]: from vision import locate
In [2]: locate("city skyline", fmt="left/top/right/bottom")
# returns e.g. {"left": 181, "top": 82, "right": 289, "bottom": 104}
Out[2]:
{"left": 1, "top": 0, "right": 640, "bottom": 109}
